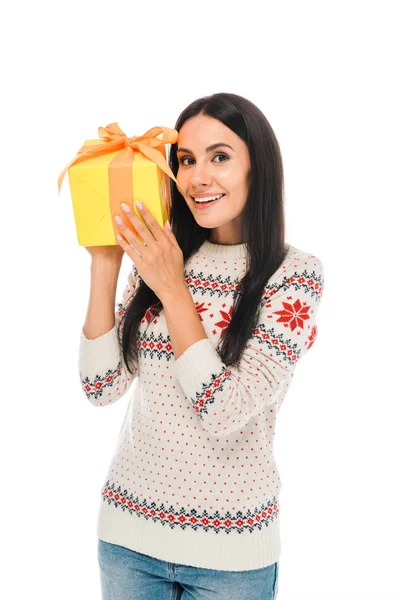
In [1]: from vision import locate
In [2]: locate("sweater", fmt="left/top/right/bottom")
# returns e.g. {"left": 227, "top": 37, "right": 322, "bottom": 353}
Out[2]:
{"left": 78, "top": 238, "right": 324, "bottom": 571}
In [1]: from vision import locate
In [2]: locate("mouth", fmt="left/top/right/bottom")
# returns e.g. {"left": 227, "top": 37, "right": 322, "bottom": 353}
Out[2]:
{"left": 190, "top": 193, "right": 226, "bottom": 209}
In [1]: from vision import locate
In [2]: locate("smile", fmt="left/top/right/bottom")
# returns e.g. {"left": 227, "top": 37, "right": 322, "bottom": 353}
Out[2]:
{"left": 191, "top": 194, "right": 226, "bottom": 209}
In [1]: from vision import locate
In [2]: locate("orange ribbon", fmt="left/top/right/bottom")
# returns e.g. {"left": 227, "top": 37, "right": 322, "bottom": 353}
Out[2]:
{"left": 58, "top": 122, "right": 185, "bottom": 240}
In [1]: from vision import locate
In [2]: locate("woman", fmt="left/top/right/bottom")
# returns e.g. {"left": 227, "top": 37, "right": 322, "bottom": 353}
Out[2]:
{"left": 80, "top": 92, "right": 324, "bottom": 599}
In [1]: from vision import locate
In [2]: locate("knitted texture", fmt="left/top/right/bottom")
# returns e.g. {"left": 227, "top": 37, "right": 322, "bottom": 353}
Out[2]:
{"left": 79, "top": 239, "right": 324, "bottom": 571}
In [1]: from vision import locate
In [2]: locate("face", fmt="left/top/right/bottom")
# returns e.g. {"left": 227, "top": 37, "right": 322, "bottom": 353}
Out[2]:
{"left": 176, "top": 114, "right": 251, "bottom": 245}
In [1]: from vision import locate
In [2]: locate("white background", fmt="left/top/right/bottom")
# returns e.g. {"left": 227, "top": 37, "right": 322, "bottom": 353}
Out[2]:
{"left": 1, "top": 1, "right": 399, "bottom": 598}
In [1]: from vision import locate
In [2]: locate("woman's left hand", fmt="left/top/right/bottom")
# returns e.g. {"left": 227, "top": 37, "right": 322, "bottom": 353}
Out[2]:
{"left": 114, "top": 200, "right": 185, "bottom": 302}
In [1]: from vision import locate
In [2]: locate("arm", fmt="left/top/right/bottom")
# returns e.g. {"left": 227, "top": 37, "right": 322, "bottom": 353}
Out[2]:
{"left": 161, "top": 285, "right": 208, "bottom": 360}
{"left": 83, "top": 258, "right": 121, "bottom": 339}
{"left": 79, "top": 260, "right": 141, "bottom": 407}
{"left": 167, "top": 254, "right": 324, "bottom": 437}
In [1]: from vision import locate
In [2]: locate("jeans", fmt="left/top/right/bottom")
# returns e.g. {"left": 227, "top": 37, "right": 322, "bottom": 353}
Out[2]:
{"left": 98, "top": 538, "right": 279, "bottom": 600}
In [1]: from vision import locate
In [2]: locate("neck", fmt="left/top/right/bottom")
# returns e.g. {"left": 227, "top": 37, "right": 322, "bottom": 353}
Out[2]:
{"left": 200, "top": 238, "right": 248, "bottom": 259}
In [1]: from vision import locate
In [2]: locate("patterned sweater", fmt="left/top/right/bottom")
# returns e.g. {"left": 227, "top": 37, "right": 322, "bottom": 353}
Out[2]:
{"left": 79, "top": 239, "right": 324, "bottom": 571}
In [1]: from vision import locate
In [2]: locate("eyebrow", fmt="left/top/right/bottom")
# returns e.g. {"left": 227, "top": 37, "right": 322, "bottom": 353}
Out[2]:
{"left": 176, "top": 143, "right": 235, "bottom": 154}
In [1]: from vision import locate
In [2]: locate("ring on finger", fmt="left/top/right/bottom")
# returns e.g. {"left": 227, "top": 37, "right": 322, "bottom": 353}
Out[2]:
{"left": 129, "top": 240, "right": 147, "bottom": 256}
{"left": 129, "top": 244, "right": 141, "bottom": 257}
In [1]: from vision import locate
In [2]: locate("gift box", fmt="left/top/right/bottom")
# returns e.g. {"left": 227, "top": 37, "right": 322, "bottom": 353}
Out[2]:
{"left": 58, "top": 123, "right": 183, "bottom": 246}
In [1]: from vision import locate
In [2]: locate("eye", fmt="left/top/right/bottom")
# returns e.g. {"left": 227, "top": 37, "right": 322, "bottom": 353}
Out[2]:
{"left": 178, "top": 153, "right": 229, "bottom": 166}
{"left": 213, "top": 153, "right": 229, "bottom": 163}
{"left": 178, "top": 156, "right": 195, "bottom": 166}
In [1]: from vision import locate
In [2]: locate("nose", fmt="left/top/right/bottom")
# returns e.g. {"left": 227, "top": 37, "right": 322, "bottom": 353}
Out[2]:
{"left": 190, "top": 163, "right": 212, "bottom": 186}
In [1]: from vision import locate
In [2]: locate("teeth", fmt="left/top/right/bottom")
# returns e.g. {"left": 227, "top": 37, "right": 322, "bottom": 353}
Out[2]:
{"left": 193, "top": 194, "right": 224, "bottom": 203}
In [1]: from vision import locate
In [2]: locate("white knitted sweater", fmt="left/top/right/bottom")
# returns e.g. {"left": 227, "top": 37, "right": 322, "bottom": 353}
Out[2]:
{"left": 79, "top": 239, "right": 324, "bottom": 571}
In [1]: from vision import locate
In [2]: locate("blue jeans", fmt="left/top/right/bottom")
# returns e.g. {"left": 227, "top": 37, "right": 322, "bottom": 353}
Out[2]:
{"left": 98, "top": 538, "right": 279, "bottom": 599}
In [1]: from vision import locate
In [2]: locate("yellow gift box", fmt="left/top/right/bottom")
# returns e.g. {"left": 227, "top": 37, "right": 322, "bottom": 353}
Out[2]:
{"left": 58, "top": 123, "right": 184, "bottom": 246}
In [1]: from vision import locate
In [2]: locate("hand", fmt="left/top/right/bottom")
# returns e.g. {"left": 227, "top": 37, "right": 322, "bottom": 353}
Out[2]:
{"left": 84, "top": 245, "right": 124, "bottom": 262}
{"left": 113, "top": 201, "right": 185, "bottom": 300}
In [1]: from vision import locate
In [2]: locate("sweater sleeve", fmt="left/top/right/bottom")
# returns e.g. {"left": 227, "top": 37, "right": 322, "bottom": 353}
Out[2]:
{"left": 78, "top": 266, "right": 140, "bottom": 407}
{"left": 173, "top": 253, "right": 324, "bottom": 436}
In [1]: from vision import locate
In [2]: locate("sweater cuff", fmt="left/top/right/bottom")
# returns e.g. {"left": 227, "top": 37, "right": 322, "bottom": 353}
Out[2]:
{"left": 79, "top": 325, "right": 121, "bottom": 376}
{"left": 174, "top": 337, "right": 225, "bottom": 399}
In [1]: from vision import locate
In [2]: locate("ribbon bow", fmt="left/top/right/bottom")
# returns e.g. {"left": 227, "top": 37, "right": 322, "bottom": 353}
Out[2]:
{"left": 58, "top": 122, "right": 184, "bottom": 195}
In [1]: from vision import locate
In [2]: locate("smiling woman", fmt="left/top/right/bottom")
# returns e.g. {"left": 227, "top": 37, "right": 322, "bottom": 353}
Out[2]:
{"left": 78, "top": 92, "right": 324, "bottom": 600}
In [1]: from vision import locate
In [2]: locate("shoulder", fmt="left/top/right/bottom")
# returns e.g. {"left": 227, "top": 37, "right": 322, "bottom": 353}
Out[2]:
{"left": 262, "top": 243, "right": 324, "bottom": 300}
{"left": 283, "top": 243, "right": 324, "bottom": 275}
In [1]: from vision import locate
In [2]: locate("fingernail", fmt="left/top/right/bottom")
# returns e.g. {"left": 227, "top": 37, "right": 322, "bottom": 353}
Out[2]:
{"left": 114, "top": 215, "right": 124, "bottom": 225}
{"left": 166, "top": 220, "right": 171, "bottom": 230}
{"left": 135, "top": 200, "right": 143, "bottom": 209}
{"left": 121, "top": 203, "right": 130, "bottom": 212}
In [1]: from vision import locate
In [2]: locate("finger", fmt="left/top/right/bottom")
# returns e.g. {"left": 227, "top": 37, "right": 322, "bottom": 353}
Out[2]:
{"left": 132, "top": 201, "right": 167, "bottom": 245}
{"left": 163, "top": 220, "right": 180, "bottom": 250}
{"left": 114, "top": 212, "right": 147, "bottom": 248}
{"left": 116, "top": 233, "right": 143, "bottom": 262}
{"left": 114, "top": 215, "right": 145, "bottom": 252}
{"left": 120, "top": 202, "right": 155, "bottom": 247}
